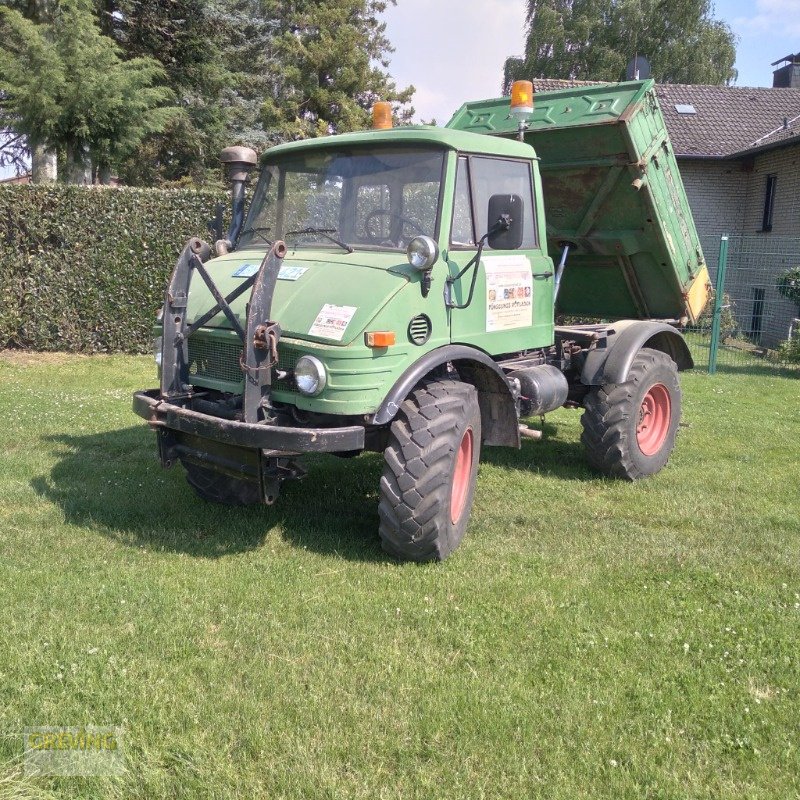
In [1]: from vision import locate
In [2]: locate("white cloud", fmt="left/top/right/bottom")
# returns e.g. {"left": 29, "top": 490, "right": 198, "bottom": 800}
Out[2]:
{"left": 732, "top": 0, "right": 800, "bottom": 38}
{"left": 384, "top": 0, "right": 527, "bottom": 122}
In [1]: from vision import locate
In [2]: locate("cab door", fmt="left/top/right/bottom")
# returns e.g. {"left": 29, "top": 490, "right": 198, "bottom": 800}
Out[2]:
{"left": 447, "top": 155, "right": 554, "bottom": 354}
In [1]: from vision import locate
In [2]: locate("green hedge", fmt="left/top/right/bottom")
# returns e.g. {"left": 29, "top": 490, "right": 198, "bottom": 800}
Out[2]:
{"left": 0, "top": 185, "right": 227, "bottom": 353}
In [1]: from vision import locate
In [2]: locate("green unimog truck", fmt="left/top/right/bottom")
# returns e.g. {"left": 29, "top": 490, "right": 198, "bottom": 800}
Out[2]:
{"left": 133, "top": 78, "right": 711, "bottom": 561}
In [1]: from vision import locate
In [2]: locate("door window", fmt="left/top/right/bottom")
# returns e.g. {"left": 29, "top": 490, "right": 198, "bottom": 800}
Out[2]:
{"left": 469, "top": 157, "right": 537, "bottom": 249}
{"left": 450, "top": 156, "right": 476, "bottom": 247}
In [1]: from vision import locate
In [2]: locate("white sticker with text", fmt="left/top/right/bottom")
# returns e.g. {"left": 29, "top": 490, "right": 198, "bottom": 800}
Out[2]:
{"left": 484, "top": 255, "right": 533, "bottom": 332}
{"left": 308, "top": 304, "right": 357, "bottom": 341}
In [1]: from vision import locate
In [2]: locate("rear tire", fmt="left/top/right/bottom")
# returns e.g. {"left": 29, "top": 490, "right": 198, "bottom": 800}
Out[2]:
{"left": 378, "top": 380, "right": 481, "bottom": 561}
{"left": 580, "top": 347, "right": 681, "bottom": 480}
{"left": 182, "top": 460, "right": 262, "bottom": 505}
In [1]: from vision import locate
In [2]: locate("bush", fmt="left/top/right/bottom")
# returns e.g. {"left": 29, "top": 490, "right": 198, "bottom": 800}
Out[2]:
{"left": 0, "top": 185, "right": 227, "bottom": 353}
{"left": 691, "top": 289, "right": 738, "bottom": 338}
{"left": 776, "top": 334, "right": 800, "bottom": 364}
{"left": 777, "top": 266, "right": 800, "bottom": 307}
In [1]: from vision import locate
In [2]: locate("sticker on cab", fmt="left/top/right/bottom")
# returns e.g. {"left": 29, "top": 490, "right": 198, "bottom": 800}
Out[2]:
{"left": 231, "top": 263, "right": 309, "bottom": 280}
{"left": 277, "top": 265, "right": 308, "bottom": 281}
{"left": 308, "top": 304, "right": 357, "bottom": 341}
{"left": 232, "top": 262, "right": 259, "bottom": 278}
{"left": 484, "top": 255, "right": 533, "bottom": 332}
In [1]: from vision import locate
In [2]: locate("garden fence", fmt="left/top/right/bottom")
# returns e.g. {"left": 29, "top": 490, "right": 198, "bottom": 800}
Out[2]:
{"left": 684, "top": 235, "right": 800, "bottom": 374}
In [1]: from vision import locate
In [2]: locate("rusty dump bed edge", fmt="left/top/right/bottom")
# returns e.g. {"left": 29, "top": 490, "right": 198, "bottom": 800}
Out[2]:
{"left": 447, "top": 79, "right": 710, "bottom": 322}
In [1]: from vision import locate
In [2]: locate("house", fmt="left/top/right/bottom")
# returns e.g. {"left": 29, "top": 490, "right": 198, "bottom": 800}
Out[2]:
{"left": 0, "top": 174, "right": 31, "bottom": 185}
{"left": 534, "top": 59, "right": 800, "bottom": 348}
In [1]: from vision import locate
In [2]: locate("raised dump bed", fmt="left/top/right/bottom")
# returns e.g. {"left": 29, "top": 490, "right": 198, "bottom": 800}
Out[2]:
{"left": 447, "top": 79, "right": 709, "bottom": 322}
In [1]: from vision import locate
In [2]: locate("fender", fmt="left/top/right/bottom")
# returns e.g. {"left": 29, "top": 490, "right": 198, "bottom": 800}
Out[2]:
{"left": 372, "top": 345, "right": 520, "bottom": 448}
{"left": 581, "top": 320, "right": 693, "bottom": 386}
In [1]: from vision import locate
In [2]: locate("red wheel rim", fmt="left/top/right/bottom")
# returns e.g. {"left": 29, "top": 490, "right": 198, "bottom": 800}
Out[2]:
{"left": 636, "top": 383, "right": 671, "bottom": 456}
{"left": 450, "top": 428, "right": 474, "bottom": 524}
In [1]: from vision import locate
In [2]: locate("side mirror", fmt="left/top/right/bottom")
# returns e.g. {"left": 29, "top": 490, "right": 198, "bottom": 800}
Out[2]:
{"left": 486, "top": 193, "right": 524, "bottom": 250}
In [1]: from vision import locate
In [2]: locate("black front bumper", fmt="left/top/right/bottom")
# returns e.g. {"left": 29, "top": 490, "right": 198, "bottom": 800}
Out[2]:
{"left": 132, "top": 389, "right": 366, "bottom": 454}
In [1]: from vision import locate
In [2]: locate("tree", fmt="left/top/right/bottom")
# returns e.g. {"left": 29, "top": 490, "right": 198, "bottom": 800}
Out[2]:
{"left": 106, "top": 0, "right": 413, "bottom": 182}
{"left": 0, "top": 0, "right": 413, "bottom": 186}
{"left": 105, "top": 0, "right": 230, "bottom": 184}
{"left": 504, "top": 0, "right": 737, "bottom": 90}
{"left": 0, "top": 0, "right": 175, "bottom": 182}
{"left": 0, "top": 0, "right": 58, "bottom": 181}
{"left": 238, "top": 0, "right": 413, "bottom": 144}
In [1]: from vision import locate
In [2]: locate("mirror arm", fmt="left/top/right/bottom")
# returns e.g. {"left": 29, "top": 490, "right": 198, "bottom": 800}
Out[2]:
{"left": 445, "top": 215, "right": 511, "bottom": 310}
{"left": 445, "top": 231, "right": 489, "bottom": 310}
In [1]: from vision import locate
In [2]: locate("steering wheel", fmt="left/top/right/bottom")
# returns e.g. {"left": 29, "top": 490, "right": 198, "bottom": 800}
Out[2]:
{"left": 363, "top": 208, "right": 426, "bottom": 244}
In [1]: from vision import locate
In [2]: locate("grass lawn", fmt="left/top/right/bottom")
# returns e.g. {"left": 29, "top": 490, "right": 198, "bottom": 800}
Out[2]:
{"left": 0, "top": 351, "right": 798, "bottom": 799}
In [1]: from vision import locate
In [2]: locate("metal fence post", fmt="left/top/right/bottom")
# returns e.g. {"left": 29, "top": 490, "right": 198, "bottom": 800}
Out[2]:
{"left": 708, "top": 235, "right": 729, "bottom": 375}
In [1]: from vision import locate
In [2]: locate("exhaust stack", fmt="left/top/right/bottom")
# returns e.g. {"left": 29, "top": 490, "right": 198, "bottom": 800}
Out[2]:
{"left": 217, "top": 145, "right": 257, "bottom": 255}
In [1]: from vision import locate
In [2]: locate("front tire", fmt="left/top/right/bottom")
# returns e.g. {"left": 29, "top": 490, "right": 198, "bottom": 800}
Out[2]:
{"left": 378, "top": 380, "right": 481, "bottom": 561}
{"left": 580, "top": 348, "right": 681, "bottom": 480}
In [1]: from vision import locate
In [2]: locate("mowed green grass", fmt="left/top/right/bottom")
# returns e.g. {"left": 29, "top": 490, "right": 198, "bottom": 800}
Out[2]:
{"left": 0, "top": 352, "right": 798, "bottom": 800}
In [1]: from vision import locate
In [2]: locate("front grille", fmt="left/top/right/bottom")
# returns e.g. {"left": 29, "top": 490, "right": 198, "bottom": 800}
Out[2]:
{"left": 187, "top": 333, "right": 300, "bottom": 393}
{"left": 275, "top": 346, "right": 299, "bottom": 392}
{"left": 187, "top": 335, "right": 243, "bottom": 384}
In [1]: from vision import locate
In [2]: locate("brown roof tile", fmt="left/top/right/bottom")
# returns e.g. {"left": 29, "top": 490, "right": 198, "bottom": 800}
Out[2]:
{"left": 656, "top": 84, "right": 800, "bottom": 157}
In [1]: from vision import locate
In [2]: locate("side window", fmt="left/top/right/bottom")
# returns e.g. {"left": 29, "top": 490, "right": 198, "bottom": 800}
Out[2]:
{"left": 469, "top": 157, "right": 537, "bottom": 249}
{"left": 450, "top": 157, "right": 475, "bottom": 247}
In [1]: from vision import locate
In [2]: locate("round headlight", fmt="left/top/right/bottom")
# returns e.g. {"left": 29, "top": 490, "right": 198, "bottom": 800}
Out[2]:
{"left": 406, "top": 235, "right": 439, "bottom": 271}
{"left": 294, "top": 355, "right": 327, "bottom": 396}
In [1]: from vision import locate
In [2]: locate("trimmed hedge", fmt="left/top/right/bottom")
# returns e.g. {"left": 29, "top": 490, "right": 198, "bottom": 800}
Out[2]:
{"left": 0, "top": 185, "right": 227, "bottom": 353}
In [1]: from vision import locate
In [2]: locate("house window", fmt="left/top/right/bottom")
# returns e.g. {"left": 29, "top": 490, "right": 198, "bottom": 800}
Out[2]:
{"left": 749, "top": 287, "right": 765, "bottom": 340}
{"left": 761, "top": 174, "right": 777, "bottom": 232}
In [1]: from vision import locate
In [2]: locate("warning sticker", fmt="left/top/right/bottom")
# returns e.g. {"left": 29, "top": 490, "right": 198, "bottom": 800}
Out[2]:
{"left": 308, "top": 304, "right": 357, "bottom": 341}
{"left": 484, "top": 255, "right": 533, "bottom": 332}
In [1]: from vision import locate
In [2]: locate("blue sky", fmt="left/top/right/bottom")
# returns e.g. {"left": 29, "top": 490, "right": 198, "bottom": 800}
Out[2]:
{"left": 384, "top": 0, "right": 800, "bottom": 122}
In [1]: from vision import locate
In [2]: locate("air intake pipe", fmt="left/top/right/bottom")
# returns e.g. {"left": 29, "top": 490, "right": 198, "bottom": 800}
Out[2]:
{"left": 216, "top": 145, "right": 258, "bottom": 255}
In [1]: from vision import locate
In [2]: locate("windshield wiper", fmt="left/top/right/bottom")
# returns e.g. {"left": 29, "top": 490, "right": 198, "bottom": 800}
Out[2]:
{"left": 285, "top": 227, "right": 354, "bottom": 254}
{"left": 240, "top": 225, "right": 273, "bottom": 245}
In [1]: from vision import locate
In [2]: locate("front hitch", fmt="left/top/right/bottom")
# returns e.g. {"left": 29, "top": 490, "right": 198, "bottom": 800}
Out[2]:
{"left": 241, "top": 240, "right": 287, "bottom": 423}
{"left": 160, "top": 239, "right": 288, "bottom": 422}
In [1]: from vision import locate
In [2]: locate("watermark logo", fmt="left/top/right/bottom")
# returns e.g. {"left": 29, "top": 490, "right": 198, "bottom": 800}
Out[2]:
{"left": 23, "top": 727, "right": 123, "bottom": 776}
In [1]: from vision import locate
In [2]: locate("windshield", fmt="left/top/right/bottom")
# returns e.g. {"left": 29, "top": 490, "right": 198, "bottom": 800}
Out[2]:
{"left": 239, "top": 146, "right": 445, "bottom": 251}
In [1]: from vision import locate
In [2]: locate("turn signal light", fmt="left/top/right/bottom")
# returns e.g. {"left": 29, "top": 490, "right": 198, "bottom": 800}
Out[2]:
{"left": 510, "top": 80, "right": 534, "bottom": 116}
{"left": 365, "top": 330, "right": 396, "bottom": 347}
{"left": 372, "top": 101, "right": 393, "bottom": 129}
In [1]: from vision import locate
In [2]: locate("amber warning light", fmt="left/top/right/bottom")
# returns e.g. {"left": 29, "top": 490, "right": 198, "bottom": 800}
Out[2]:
{"left": 510, "top": 80, "right": 534, "bottom": 118}
{"left": 372, "top": 101, "right": 393, "bottom": 129}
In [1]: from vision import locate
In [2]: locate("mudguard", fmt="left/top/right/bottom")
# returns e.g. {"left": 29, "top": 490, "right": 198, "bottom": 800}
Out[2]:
{"left": 581, "top": 320, "right": 693, "bottom": 386}
{"left": 372, "top": 345, "right": 520, "bottom": 448}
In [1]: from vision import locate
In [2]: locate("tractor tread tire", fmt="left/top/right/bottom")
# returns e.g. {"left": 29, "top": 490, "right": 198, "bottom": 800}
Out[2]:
{"left": 580, "top": 348, "right": 681, "bottom": 481}
{"left": 378, "top": 379, "right": 481, "bottom": 562}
